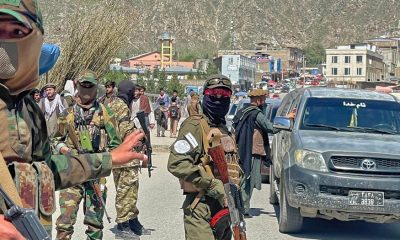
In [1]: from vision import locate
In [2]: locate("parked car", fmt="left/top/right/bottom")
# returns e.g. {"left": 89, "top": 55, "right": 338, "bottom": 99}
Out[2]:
{"left": 270, "top": 87, "right": 400, "bottom": 233}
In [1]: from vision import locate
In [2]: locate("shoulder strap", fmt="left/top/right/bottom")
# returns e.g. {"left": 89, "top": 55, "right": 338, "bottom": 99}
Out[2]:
{"left": 198, "top": 117, "right": 211, "bottom": 154}
{"left": 0, "top": 99, "right": 23, "bottom": 209}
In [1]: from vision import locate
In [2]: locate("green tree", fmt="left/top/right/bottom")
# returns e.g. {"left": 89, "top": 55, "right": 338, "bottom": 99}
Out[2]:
{"left": 158, "top": 69, "right": 167, "bottom": 91}
{"left": 304, "top": 43, "right": 326, "bottom": 67}
{"left": 187, "top": 70, "right": 194, "bottom": 80}
{"left": 146, "top": 76, "right": 156, "bottom": 93}
{"left": 137, "top": 75, "right": 145, "bottom": 88}
{"left": 167, "top": 74, "right": 185, "bottom": 97}
{"left": 206, "top": 61, "right": 219, "bottom": 76}
{"left": 153, "top": 68, "right": 160, "bottom": 80}
{"left": 102, "top": 69, "right": 129, "bottom": 85}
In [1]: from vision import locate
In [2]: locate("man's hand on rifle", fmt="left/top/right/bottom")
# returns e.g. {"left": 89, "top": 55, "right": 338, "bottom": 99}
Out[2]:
{"left": 206, "top": 179, "right": 227, "bottom": 207}
{"left": 0, "top": 215, "right": 25, "bottom": 240}
{"left": 111, "top": 130, "right": 148, "bottom": 166}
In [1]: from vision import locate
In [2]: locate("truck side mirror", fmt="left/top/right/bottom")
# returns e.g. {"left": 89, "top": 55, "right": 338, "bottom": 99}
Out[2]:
{"left": 273, "top": 116, "right": 292, "bottom": 131}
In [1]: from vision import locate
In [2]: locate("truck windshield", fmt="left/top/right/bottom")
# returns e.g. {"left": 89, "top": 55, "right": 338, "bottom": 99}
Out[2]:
{"left": 300, "top": 98, "right": 400, "bottom": 134}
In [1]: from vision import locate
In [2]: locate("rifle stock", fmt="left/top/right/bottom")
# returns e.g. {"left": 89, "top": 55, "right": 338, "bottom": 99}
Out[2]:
{"left": 136, "top": 111, "right": 152, "bottom": 177}
{"left": 208, "top": 145, "right": 247, "bottom": 240}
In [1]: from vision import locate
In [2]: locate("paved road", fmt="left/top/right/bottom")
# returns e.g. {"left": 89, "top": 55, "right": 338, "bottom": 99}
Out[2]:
{"left": 52, "top": 134, "right": 400, "bottom": 239}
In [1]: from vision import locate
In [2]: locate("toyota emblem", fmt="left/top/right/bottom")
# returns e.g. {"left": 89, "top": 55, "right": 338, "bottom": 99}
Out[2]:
{"left": 361, "top": 159, "right": 377, "bottom": 170}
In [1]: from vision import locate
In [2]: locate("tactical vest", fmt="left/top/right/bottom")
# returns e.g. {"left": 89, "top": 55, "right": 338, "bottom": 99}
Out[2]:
{"left": 61, "top": 102, "right": 112, "bottom": 153}
{"left": 0, "top": 94, "right": 55, "bottom": 230}
{"left": 180, "top": 115, "right": 242, "bottom": 193}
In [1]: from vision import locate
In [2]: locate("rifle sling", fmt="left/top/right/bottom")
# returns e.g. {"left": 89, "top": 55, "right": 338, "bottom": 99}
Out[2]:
{"left": 190, "top": 118, "right": 215, "bottom": 210}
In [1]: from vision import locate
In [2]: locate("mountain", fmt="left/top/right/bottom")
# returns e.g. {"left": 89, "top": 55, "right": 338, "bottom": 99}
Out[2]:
{"left": 40, "top": 0, "right": 400, "bottom": 58}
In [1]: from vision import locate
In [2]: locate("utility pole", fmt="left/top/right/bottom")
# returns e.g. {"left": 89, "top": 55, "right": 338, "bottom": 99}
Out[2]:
{"left": 230, "top": 20, "right": 236, "bottom": 51}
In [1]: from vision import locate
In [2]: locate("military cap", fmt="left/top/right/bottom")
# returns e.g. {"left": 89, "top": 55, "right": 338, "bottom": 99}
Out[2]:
{"left": 203, "top": 74, "right": 232, "bottom": 92}
{"left": 43, "top": 82, "right": 56, "bottom": 89}
{"left": 0, "top": 0, "right": 44, "bottom": 33}
{"left": 105, "top": 80, "right": 115, "bottom": 88}
{"left": 248, "top": 89, "right": 268, "bottom": 97}
{"left": 78, "top": 70, "right": 97, "bottom": 85}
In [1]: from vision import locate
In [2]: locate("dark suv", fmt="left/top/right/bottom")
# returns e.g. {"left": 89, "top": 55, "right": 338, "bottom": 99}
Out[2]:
{"left": 270, "top": 87, "right": 400, "bottom": 233}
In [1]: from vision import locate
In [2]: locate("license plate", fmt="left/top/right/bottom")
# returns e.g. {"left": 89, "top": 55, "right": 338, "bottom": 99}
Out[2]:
{"left": 348, "top": 191, "right": 384, "bottom": 206}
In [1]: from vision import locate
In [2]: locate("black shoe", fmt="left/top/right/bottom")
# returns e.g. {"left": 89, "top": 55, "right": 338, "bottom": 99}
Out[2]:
{"left": 129, "top": 218, "right": 152, "bottom": 235}
{"left": 243, "top": 213, "right": 253, "bottom": 219}
{"left": 115, "top": 222, "right": 140, "bottom": 239}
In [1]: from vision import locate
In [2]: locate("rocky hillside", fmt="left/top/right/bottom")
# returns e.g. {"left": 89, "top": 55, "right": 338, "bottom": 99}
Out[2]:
{"left": 40, "top": 0, "right": 400, "bottom": 57}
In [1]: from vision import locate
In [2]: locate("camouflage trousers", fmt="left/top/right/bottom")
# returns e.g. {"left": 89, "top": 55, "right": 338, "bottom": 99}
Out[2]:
{"left": 112, "top": 166, "right": 139, "bottom": 223}
{"left": 55, "top": 180, "right": 107, "bottom": 240}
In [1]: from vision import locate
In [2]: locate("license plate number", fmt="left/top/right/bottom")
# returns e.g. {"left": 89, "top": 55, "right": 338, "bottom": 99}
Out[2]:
{"left": 348, "top": 191, "right": 384, "bottom": 206}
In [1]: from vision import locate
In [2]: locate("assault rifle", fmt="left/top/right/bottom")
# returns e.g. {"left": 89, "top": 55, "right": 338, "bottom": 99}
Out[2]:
{"left": 0, "top": 186, "right": 50, "bottom": 240}
{"left": 136, "top": 111, "right": 152, "bottom": 177}
{"left": 208, "top": 144, "right": 247, "bottom": 240}
{"left": 64, "top": 121, "right": 111, "bottom": 223}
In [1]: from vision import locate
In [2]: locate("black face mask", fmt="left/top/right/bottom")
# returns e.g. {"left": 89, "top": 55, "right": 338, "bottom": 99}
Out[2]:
{"left": 202, "top": 95, "right": 230, "bottom": 125}
{"left": 117, "top": 80, "right": 135, "bottom": 106}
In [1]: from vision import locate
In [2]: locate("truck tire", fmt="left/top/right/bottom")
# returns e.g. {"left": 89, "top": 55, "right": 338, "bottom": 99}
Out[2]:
{"left": 279, "top": 171, "right": 303, "bottom": 233}
{"left": 269, "top": 167, "right": 278, "bottom": 204}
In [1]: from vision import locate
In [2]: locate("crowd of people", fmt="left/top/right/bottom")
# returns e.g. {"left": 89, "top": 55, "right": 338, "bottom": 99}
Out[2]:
{"left": 0, "top": 1, "right": 277, "bottom": 240}
{"left": 23, "top": 76, "right": 197, "bottom": 239}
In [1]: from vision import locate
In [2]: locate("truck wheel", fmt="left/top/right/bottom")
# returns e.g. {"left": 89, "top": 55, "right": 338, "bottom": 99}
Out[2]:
{"left": 279, "top": 172, "right": 303, "bottom": 233}
{"left": 269, "top": 167, "right": 278, "bottom": 204}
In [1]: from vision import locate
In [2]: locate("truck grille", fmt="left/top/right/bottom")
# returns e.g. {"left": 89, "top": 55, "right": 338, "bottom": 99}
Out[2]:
{"left": 330, "top": 156, "right": 400, "bottom": 174}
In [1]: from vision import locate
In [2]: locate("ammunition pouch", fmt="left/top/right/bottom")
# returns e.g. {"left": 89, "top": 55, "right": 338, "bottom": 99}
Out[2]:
{"left": 8, "top": 161, "right": 55, "bottom": 216}
{"left": 79, "top": 128, "right": 94, "bottom": 153}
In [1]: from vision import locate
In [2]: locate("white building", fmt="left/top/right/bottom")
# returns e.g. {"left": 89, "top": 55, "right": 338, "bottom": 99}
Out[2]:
{"left": 326, "top": 43, "right": 385, "bottom": 84}
{"left": 214, "top": 55, "right": 256, "bottom": 91}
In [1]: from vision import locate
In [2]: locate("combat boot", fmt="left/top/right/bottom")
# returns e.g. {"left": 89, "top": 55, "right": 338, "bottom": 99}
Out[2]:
{"left": 129, "top": 218, "right": 151, "bottom": 235}
{"left": 115, "top": 221, "right": 140, "bottom": 239}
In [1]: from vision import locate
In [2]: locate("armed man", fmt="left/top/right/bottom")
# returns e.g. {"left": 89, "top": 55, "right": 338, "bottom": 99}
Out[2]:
{"left": 53, "top": 70, "right": 124, "bottom": 240}
{"left": 232, "top": 89, "right": 279, "bottom": 217}
{"left": 0, "top": 1, "right": 147, "bottom": 240}
{"left": 168, "top": 75, "right": 246, "bottom": 240}
{"left": 101, "top": 80, "right": 151, "bottom": 239}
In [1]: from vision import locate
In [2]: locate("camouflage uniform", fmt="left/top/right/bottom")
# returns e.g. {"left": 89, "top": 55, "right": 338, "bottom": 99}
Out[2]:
{"left": 54, "top": 101, "right": 121, "bottom": 240}
{"left": 101, "top": 95, "right": 141, "bottom": 224}
{"left": 168, "top": 75, "right": 238, "bottom": 240}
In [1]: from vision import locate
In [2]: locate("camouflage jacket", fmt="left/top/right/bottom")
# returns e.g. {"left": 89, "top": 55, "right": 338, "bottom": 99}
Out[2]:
{"left": 107, "top": 97, "right": 140, "bottom": 168}
{"left": 0, "top": 88, "right": 114, "bottom": 214}
{"left": 52, "top": 100, "right": 121, "bottom": 155}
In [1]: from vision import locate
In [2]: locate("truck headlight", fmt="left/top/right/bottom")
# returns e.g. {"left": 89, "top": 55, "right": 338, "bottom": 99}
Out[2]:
{"left": 294, "top": 150, "right": 328, "bottom": 172}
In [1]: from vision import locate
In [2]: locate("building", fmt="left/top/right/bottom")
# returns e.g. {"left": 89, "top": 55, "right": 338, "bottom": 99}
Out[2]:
{"left": 326, "top": 43, "right": 384, "bottom": 83}
{"left": 121, "top": 51, "right": 194, "bottom": 70}
{"left": 365, "top": 37, "right": 400, "bottom": 78}
{"left": 194, "top": 59, "right": 210, "bottom": 73}
{"left": 214, "top": 55, "right": 256, "bottom": 90}
{"left": 218, "top": 44, "right": 303, "bottom": 79}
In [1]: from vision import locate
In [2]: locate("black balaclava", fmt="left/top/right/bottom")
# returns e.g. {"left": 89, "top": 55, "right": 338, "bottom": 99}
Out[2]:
{"left": 117, "top": 80, "right": 136, "bottom": 106}
{"left": 202, "top": 95, "right": 230, "bottom": 125}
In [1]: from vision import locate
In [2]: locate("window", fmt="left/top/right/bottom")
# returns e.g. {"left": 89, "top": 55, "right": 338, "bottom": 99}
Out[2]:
{"left": 356, "top": 56, "right": 363, "bottom": 63}
{"left": 300, "top": 98, "right": 400, "bottom": 133}
{"left": 344, "top": 68, "right": 351, "bottom": 75}
{"left": 331, "top": 56, "right": 338, "bottom": 63}
{"left": 345, "top": 56, "right": 351, "bottom": 63}
{"left": 229, "top": 58, "right": 233, "bottom": 65}
{"left": 357, "top": 68, "right": 362, "bottom": 75}
{"left": 331, "top": 68, "right": 338, "bottom": 75}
